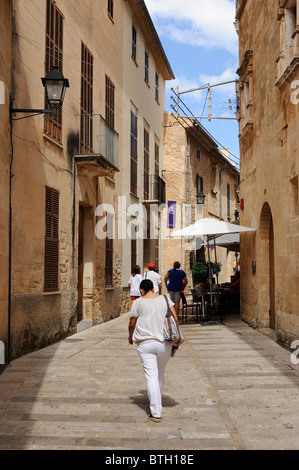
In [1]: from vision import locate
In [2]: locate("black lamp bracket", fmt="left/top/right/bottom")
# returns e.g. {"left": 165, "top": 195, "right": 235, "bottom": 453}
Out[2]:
{"left": 9, "top": 96, "right": 56, "bottom": 121}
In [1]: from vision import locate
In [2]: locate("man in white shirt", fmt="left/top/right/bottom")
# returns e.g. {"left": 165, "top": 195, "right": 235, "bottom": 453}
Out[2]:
{"left": 143, "top": 263, "right": 162, "bottom": 295}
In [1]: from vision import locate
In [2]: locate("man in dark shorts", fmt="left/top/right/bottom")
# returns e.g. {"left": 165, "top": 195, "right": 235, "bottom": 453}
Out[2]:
{"left": 164, "top": 261, "right": 188, "bottom": 317}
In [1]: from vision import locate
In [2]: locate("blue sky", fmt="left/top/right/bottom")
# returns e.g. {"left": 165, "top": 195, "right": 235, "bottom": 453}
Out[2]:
{"left": 144, "top": 0, "right": 240, "bottom": 167}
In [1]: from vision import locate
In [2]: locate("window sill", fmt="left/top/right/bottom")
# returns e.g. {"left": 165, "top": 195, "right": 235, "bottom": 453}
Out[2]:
{"left": 105, "top": 286, "right": 114, "bottom": 291}
{"left": 43, "top": 133, "right": 64, "bottom": 150}
{"left": 130, "top": 191, "right": 139, "bottom": 200}
{"left": 43, "top": 291, "right": 61, "bottom": 296}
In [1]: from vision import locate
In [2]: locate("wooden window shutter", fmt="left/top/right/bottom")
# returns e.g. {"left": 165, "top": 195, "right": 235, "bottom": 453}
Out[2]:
{"left": 144, "top": 128, "right": 149, "bottom": 200}
{"left": 130, "top": 110, "right": 138, "bottom": 195}
{"left": 132, "top": 26, "right": 137, "bottom": 60}
{"left": 44, "top": 186, "right": 59, "bottom": 292}
{"left": 105, "top": 75, "right": 115, "bottom": 129}
{"left": 80, "top": 42, "right": 94, "bottom": 153}
{"left": 108, "top": 0, "right": 113, "bottom": 18}
{"left": 105, "top": 213, "right": 114, "bottom": 288}
{"left": 154, "top": 142, "right": 159, "bottom": 200}
{"left": 44, "top": 0, "right": 64, "bottom": 143}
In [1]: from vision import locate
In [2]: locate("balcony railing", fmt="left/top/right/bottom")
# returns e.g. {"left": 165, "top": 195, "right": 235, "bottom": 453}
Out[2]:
{"left": 143, "top": 174, "right": 165, "bottom": 205}
{"left": 75, "top": 114, "right": 119, "bottom": 176}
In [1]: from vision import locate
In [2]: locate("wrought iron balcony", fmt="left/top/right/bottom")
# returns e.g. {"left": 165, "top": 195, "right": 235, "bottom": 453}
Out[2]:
{"left": 74, "top": 114, "right": 119, "bottom": 177}
{"left": 143, "top": 174, "right": 166, "bottom": 205}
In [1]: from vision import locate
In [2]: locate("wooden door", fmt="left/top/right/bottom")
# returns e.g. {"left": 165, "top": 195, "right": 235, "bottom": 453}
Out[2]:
{"left": 77, "top": 205, "right": 84, "bottom": 322}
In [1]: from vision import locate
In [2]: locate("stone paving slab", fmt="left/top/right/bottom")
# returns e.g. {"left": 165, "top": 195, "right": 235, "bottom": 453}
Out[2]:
{"left": 0, "top": 313, "right": 298, "bottom": 450}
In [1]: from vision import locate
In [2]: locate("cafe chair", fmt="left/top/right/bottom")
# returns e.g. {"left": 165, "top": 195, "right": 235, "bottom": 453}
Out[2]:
{"left": 206, "top": 295, "right": 225, "bottom": 322}
{"left": 180, "top": 292, "right": 200, "bottom": 323}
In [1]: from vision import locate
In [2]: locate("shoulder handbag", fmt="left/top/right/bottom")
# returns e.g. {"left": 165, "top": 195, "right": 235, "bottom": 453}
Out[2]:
{"left": 163, "top": 295, "right": 184, "bottom": 347}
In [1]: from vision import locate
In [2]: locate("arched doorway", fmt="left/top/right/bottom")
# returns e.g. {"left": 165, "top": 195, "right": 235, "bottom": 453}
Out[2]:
{"left": 259, "top": 203, "right": 275, "bottom": 329}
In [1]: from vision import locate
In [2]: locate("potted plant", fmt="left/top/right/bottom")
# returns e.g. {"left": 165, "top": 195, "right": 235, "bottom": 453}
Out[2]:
{"left": 211, "top": 262, "right": 222, "bottom": 275}
{"left": 191, "top": 261, "right": 209, "bottom": 291}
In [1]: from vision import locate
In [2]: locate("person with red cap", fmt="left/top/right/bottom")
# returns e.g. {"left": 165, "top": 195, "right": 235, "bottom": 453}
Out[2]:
{"left": 143, "top": 263, "right": 162, "bottom": 295}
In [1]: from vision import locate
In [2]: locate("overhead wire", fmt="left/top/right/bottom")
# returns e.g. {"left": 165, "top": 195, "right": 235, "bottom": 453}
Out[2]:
{"left": 172, "top": 89, "right": 240, "bottom": 166}
{"left": 170, "top": 103, "right": 240, "bottom": 169}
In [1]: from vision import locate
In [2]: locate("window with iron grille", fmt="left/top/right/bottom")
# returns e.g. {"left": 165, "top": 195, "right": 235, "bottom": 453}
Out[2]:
{"left": 154, "top": 142, "right": 159, "bottom": 200}
{"left": 44, "top": 186, "right": 59, "bottom": 292}
{"left": 145, "top": 51, "right": 149, "bottom": 83}
{"left": 80, "top": 42, "right": 94, "bottom": 153}
{"left": 105, "top": 213, "right": 114, "bottom": 288}
{"left": 105, "top": 75, "right": 115, "bottom": 129}
{"left": 132, "top": 25, "right": 137, "bottom": 61}
{"left": 130, "top": 110, "right": 138, "bottom": 195}
{"left": 144, "top": 128, "right": 149, "bottom": 200}
{"left": 44, "top": 0, "right": 64, "bottom": 143}
{"left": 108, "top": 0, "right": 113, "bottom": 19}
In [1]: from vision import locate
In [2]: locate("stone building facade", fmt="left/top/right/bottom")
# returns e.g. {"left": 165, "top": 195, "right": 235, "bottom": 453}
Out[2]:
{"left": 236, "top": 0, "right": 299, "bottom": 347}
{"left": 7, "top": 0, "right": 173, "bottom": 361}
{"left": 162, "top": 112, "right": 240, "bottom": 290}
{"left": 0, "top": 0, "right": 12, "bottom": 368}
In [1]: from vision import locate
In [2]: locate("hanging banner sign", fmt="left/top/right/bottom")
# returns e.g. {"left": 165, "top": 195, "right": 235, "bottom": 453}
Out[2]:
{"left": 167, "top": 201, "right": 176, "bottom": 229}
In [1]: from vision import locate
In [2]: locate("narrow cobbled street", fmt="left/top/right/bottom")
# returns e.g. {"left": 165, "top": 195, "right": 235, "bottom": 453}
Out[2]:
{"left": 0, "top": 314, "right": 298, "bottom": 451}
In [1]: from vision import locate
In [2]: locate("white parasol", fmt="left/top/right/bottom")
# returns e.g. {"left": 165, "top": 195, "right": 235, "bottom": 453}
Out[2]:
{"left": 170, "top": 218, "right": 256, "bottom": 312}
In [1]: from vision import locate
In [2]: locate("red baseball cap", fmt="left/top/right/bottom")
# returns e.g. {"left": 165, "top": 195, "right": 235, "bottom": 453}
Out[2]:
{"left": 148, "top": 263, "right": 155, "bottom": 269}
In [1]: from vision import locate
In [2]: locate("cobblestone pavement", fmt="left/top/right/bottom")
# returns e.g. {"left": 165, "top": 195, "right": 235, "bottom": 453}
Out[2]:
{"left": 0, "top": 313, "right": 299, "bottom": 450}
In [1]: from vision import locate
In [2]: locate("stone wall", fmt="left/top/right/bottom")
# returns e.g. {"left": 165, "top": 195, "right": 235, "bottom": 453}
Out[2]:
{"left": 162, "top": 112, "right": 239, "bottom": 291}
{"left": 237, "top": 0, "right": 299, "bottom": 347}
{"left": 0, "top": 0, "right": 12, "bottom": 368}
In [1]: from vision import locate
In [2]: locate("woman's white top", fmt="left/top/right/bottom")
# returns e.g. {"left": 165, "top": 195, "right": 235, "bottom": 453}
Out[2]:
{"left": 128, "top": 274, "right": 143, "bottom": 296}
{"left": 130, "top": 295, "right": 174, "bottom": 344}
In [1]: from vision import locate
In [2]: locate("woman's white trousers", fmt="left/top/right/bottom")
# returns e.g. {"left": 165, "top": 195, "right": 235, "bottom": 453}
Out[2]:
{"left": 137, "top": 341, "right": 172, "bottom": 418}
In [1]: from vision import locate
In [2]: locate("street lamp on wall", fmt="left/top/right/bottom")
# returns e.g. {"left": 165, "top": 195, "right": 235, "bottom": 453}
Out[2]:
{"left": 42, "top": 67, "right": 69, "bottom": 106}
{"left": 10, "top": 67, "right": 69, "bottom": 118}
{"left": 196, "top": 190, "right": 206, "bottom": 205}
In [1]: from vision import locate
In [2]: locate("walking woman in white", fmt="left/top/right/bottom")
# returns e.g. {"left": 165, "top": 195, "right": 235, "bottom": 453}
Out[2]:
{"left": 128, "top": 279, "right": 178, "bottom": 422}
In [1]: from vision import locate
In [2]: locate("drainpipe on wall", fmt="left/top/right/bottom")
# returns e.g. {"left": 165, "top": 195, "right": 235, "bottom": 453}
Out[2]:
{"left": 187, "top": 134, "right": 191, "bottom": 207}
{"left": 182, "top": 134, "right": 191, "bottom": 267}
{"left": 219, "top": 167, "right": 225, "bottom": 220}
{"left": 8, "top": 97, "right": 14, "bottom": 365}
